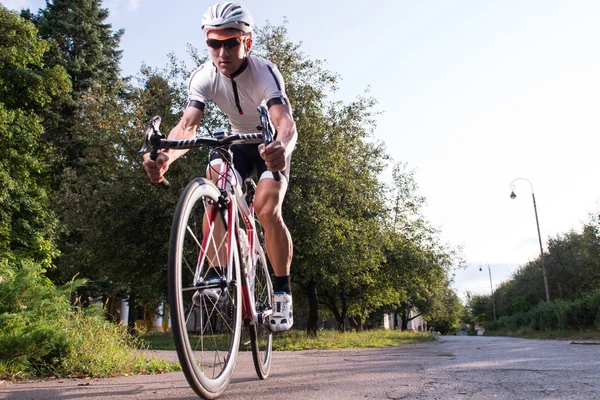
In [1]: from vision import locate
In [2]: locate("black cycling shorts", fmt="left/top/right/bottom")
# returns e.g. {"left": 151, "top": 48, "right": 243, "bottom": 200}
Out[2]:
{"left": 210, "top": 143, "right": 291, "bottom": 182}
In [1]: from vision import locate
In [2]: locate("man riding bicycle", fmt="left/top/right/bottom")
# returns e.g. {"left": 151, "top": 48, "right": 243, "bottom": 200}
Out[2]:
{"left": 142, "top": 2, "right": 297, "bottom": 332}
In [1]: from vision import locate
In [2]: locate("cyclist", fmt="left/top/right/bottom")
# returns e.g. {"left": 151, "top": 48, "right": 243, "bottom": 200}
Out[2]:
{"left": 142, "top": 2, "right": 297, "bottom": 332}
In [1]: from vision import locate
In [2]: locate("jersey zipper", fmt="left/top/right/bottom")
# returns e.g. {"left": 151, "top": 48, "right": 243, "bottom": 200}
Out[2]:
{"left": 230, "top": 78, "right": 244, "bottom": 115}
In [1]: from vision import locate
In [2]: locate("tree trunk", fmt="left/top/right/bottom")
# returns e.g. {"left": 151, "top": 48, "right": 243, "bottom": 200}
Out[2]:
{"left": 306, "top": 279, "right": 319, "bottom": 337}
{"left": 127, "top": 292, "right": 136, "bottom": 331}
{"left": 325, "top": 295, "right": 343, "bottom": 332}
{"left": 349, "top": 316, "right": 363, "bottom": 331}
{"left": 398, "top": 307, "right": 422, "bottom": 331}
{"left": 400, "top": 308, "right": 409, "bottom": 331}
{"left": 341, "top": 292, "right": 348, "bottom": 332}
{"left": 338, "top": 293, "right": 348, "bottom": 332}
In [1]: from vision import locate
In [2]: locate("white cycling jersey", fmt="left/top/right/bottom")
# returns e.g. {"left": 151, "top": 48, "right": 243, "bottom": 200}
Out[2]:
{"left": 187, "top": 55, "right": 289, "bottom": 133}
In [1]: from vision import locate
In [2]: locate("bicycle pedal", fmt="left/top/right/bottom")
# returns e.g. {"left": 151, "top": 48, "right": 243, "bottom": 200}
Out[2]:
{"left": 263, "top": 322, "right": 274, "bottom": 333}
{"left": 258, "top": 312, "right": 274, "bottom": 333}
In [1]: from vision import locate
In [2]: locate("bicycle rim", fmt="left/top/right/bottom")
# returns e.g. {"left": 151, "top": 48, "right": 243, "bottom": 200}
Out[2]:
{"left": 168, "top": 178, "right": 242, "bottom": 399}
{"left": 249, "top": 242, "right": 273, "bottom": 379}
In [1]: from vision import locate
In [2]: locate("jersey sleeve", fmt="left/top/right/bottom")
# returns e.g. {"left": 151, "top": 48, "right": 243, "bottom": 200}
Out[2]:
{"left": 187, "top": 64, "right": 210, "bottom": 109}
{"left": 259, "top": 63, "right": 289, "bottom": 108}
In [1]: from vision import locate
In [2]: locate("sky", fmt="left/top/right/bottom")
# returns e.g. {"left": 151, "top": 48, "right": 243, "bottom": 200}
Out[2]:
{"left": 6, "top": 0, "right": 600, "bottom": 301}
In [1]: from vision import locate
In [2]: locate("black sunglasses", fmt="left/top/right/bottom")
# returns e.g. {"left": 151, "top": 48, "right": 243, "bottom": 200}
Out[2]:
{"left": 206, "top": 36, "right": 244, "bottom": 50}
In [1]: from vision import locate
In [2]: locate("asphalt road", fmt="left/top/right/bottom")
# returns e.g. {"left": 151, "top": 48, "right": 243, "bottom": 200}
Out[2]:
{"left": 2, "top": 336, "right": 599, "bottom": 399}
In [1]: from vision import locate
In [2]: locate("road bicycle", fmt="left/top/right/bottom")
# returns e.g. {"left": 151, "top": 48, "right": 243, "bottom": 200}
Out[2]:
{"left": 139, "top": 106, "right": 278, "bottom": 399}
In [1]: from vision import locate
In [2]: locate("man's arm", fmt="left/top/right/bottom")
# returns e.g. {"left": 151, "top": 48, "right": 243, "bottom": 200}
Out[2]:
{"left": 259, "top": 103, "right": 297, "bottom": 172}
{"left": 163, "top": 106, "right": 204, "bottom": 162}
{"left": 269, "top": 103, "right": 297, "bottom": 154}
{"left": 142, "top": 106, "right": 203, "bottom": 183}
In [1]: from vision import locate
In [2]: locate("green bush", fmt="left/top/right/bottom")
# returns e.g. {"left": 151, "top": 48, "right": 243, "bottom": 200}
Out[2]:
{"left": 0, "top": 258, "right": 74, "bottom": 374}
{"left": 0, "top": 258, "right": 177, "bottom": 379}
{"left": 485, "top": 289, "right": 600, "bottom": 333}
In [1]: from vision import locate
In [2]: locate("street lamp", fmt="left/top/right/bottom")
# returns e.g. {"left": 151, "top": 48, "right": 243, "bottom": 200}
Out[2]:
{"left": 479, "top": 264, "right": 497, "bottom": 320}
{"left": 509, "top": 178, "right": 551, "bottom": 303}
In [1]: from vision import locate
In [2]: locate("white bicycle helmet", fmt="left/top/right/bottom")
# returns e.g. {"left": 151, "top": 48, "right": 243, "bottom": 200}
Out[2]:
{"left": 202, "top": 2, "right": 253, "bottom": 34}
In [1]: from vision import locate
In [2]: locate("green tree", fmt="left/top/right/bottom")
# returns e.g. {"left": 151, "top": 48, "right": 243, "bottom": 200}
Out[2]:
{"left": 50, "top": 51, "right": 226, "bottom": 306}
{"left": 426, "top": 287, "right": 463, "bottom": 334}
{"left": 545, "top": 224, "right": 600, "bottom": 299}
{"left": 382, "top": 162, "right": 463, "bottom": 330}
{"left": 22, "top": 0, "right": 123, "bottom": 176}
{"left": 51, "top": 78, "right": 179, "bottom": 304}
{"left": 0, "top": 6, "right": 70, "bottom": 266}
{"left": 493, "top": 261, "right": 544, "bottom": 316}
{"left": 462, "top": 291, "right": 493, "bottom": 328}
{"left": 254, "top": 23, "right": 393, "bottom": 333}
{"left": 45, "top": 18, "right": 464, "bottom": 336}
{"left": 492, "top": 214, "right": 600, "bottom": 318}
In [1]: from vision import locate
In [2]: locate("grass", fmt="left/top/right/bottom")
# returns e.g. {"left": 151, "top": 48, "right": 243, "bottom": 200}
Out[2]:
{"left": 2, "top": 329, "right": 434, "bottom": 380}
{"left": 142, "top": 329, "right": 438, "bottom": 351}
{"left": 0, "top": 312, "right": 180, "bottom": 381}
{"left": 484, "top": 329, "right": 600, "bottom": 341}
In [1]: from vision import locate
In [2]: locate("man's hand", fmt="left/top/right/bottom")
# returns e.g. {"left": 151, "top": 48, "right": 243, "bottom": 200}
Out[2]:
{"left": 142, "top": 152, "right": 170, "bottom": 183}
{"left": 259, "top": 141, "right": 287, "bottom": 172}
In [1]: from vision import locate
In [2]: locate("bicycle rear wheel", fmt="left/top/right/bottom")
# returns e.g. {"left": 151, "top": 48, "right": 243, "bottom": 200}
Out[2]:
{"left": 249, "top": 236, "right": 273, "bottom": 379}
{"left": 168, "top": 178, "right": 242, "bottom": 399}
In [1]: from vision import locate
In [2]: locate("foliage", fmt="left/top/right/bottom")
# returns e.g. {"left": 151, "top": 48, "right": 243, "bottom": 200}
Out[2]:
{"left": 462, "top": 291, "right": 494, "bottom": 327}
{"left": 0, "top": 105, "right": 59, "bottom": 268}
{"left": 26, "top": 0, "right": 123, "bottom": 93}
{"left": 50, "top": 80, "right": 179, "bottom": 304}
{"left": 426, "top": 287, "right": 463, "bottom": 334}
{"left": 381, "top": 162, "right": 464, "bottom": 331}
{"left": 23, "top": 0, "right": 124, "bottom": 178}
{"left": 74, "top": 21, "right": 461, "bottom": 332}
{"left": 0, "top": 6, "right": 70, "bottom": 267}
{"left": 0, "top": 259, "right": 76, "bottom": 371}
{"left": 0, "top": 7, "right": 69, "bottom": 111}
{"left": 491, "top": 214, "right": 600, "bottom": 318}
{"left": 49, "top": 50, "right": 224, "bottom": 304}
{"left": 545, "top": 223, "right": 600, "bottom": 298}
{"left": 0, "top": 8, "right": 176, "bottom": 380}
{"left": 485, "top": 289, "right": 600, "bottom": 333}
{"left": 5, "top": 0, "right": 465, "bottom": 341}
{"left": 254, "top": 22, "right": 461, "bottom": 333}
{"left": 0, "top": 258, "right": 177, "bottom": 379}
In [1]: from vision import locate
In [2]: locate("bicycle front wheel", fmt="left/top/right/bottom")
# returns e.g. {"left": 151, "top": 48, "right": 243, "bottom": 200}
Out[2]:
{"left": 249, "top": 239, "right": 273, "bottom": 379}
{"left": 168, "top": 178, "right": 242, "bottom": 399}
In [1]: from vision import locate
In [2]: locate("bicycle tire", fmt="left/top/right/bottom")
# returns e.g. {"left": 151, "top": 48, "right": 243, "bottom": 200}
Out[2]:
{"left": 168, "top": 178, "right": 242, "bottom": 399}
{"left": 249, "top": 231, "right": 273, "bottom": 379}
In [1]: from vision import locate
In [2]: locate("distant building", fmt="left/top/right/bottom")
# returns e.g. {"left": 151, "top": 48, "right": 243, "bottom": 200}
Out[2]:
{"left": 383, "top": 309, "right": 427, "bottom": 331}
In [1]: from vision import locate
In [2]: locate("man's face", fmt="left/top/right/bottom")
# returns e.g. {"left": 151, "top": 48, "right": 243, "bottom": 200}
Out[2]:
{"left": 206, "top": 29, "right": 249, "bottom": 76}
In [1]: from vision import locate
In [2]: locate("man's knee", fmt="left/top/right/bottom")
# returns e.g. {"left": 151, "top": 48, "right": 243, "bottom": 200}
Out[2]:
{"left": 256, "top": 201, "right": 282, "bottom": 228}
{"left": 255, "top": 178, "right": 287, "bottom": 226}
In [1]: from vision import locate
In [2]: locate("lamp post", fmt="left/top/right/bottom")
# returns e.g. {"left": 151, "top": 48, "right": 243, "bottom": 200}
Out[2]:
{"left": 509, "top": 178, "right": 551, "bottom": 303}
{"left": 479, "top": 264, "right": 496, "bottom": 320}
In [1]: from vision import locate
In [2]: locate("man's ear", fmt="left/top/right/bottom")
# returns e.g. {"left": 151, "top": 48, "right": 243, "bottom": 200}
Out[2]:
{"left": 246, "top": 37, "right": 253, "bottom": 52}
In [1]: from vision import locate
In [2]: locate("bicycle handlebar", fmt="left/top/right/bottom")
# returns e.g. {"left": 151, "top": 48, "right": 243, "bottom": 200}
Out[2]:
{"left": 139, "top": 106, "right": 281, "bottom": 185}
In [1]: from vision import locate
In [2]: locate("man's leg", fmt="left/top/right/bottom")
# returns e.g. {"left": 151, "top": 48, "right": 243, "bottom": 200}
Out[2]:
{"left": 254, "top": 177, "right": 292, "bottom": 278}
{"left": 254, "top": 176, "right": 293, "bottom": 331}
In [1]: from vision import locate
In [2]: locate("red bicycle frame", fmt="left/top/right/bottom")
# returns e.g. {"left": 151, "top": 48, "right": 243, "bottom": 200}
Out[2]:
{"left": 198, "top": 159, "right": 264, "bottom": 325}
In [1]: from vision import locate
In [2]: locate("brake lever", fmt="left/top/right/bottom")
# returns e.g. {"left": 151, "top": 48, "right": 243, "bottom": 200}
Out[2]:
{"left": 257, "top": 106, "right": 281, "bottom": 182}
{"left": 138, "top": 116, "right": 161, "bottom": 154}
{"left": 140, "top": 116, "right": 170, "bottom": 187}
